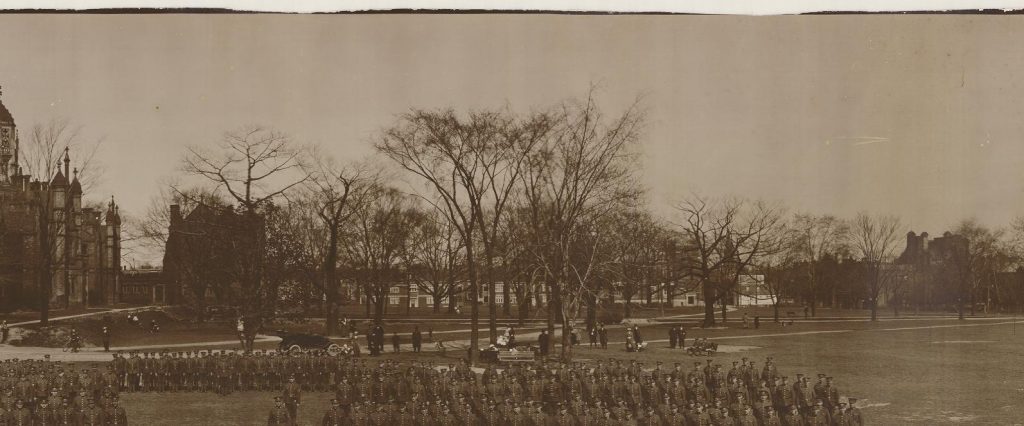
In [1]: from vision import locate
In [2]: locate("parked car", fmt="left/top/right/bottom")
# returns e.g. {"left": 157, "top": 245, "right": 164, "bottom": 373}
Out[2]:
{"left": 276, "top": 331, "right": 345, "bottom": 356}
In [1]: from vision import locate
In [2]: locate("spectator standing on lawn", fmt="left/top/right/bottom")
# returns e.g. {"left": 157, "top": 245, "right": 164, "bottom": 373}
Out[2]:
{"left": 679, "top": 327, "right": 687, "bottom": 349}
{"left": 589, "top": 326, "right": 598, "bottom": 347}
{"left": 102, "top": 327, "right": 111, "bottom": 352}
{"left": 1, "top": 320, "right": 8, "bottom": 343}
{"left": 411, "top": 326, "right": 422, "bottom": 353}
{"left": 598, "top": 325, "right": 608, "bottom": 349}
{"left": 392, "top": 333, "right": 400, "bottom": 353}
{"left": 669, "top": 326, "right": 678, "bottom": 349}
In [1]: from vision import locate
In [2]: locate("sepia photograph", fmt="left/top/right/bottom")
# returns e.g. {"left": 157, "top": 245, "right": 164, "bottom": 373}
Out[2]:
{"left": 0, "top": 11, "right": 1022, "bottom": 425}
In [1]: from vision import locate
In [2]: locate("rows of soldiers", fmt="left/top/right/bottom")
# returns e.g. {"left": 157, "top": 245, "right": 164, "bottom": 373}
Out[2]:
{"left": 0, "top": 357, "right": 128, "bottom": 425}
{"left": 109, "top": 350, "right": 346, "bottom": 393}
{"left": 288, "top": 355, "right": 865, "bottom": 425}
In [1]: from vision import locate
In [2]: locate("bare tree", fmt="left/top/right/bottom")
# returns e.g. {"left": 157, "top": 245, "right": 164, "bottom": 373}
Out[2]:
{"left": 340, "top": 186, "right": 416, "bottom": 321}
{"left": 673, "top": 196, "right": 783, "bottom": 327}
{"left": 405, "top": 208, "right": 466, "bottom": 313}
{"left": 848, "top": 212, "right": 902, "bottom": 321}
{"left": 182, "top": 126, "right": 309, "bottom": 348}
{"left": 377, "top": 107, "right": 553, "bottom": 360}
{"left": 22, "top": 118, "right": 104, "bottom": 193}
{"left": 301, "top": 151, "right": 380, "bottom": 334}
{"left": 518, "top": 93, "right": 644, "bottom": 360}
{"left": 792, "top": 214, "right": 848, "bottom": 316}
{"left": 952, "top": 219, "right": 1007, "bottom": 316}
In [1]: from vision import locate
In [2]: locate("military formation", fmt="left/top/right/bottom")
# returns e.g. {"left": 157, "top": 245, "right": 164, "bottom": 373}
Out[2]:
{"left": 0, "top": 347, "right": 866, "bottom": 425}
{"left": 0, "top": 357, "right": 128, "bottom": 425}
{"left": 109, "top": 350, "right": 344, "bottom": 393}
{"left": 274, "top": 354, "right": 864, "bottom": 425}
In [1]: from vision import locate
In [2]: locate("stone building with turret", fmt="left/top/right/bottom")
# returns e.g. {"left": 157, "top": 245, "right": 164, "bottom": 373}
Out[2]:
{"left": 0, "top": 88, "right": 122, "bottom": 310}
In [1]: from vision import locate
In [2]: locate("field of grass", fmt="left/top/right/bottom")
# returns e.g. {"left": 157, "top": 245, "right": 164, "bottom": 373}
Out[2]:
{"left": 98, "top": 315, "right": 1024, "bottom": 425}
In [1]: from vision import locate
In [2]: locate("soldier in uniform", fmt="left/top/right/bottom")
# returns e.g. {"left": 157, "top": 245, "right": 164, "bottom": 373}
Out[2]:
{"left": 282, "top": 375, "right": 301, "bottom": 423}
{"left": 267, "top": 396, "right": 293, "bottom": 426}
{"left": 81, "top": 399, "right": 105, "bottom": 426}
{"left": 831, "top": 401, "right": 851, "bottom": 426}
{"left": 105, "top": 398, "right": 128, "bottom": 426}
{"left": 846, "top": 398, "right": 863, "bottom": 426}
{"left": 10, "top": 399, "right": 32, "bottom": 426}
{"left": 101, "top": 327, "right": 111, "bottom": 352}
{"left": 55, "top": 397, "right": 82, "bottom": 426}
{"left": 321, "top": 398, "right": 345, "bottom": 426}
{"left": 781, "top": 405, "right": 804, "bottom": 426}
{"left": 34, "top": 398, "right": 57, "bottom": 426}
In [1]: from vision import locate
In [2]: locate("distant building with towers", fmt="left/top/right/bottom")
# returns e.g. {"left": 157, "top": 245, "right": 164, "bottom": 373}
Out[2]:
{"left": 0, "top": 86, "right": 122, "bottom": 310}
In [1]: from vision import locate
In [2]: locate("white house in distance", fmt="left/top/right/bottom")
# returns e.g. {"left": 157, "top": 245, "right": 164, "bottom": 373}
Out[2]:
{"left": 735, "top": 274, "right": 773, "bottom": 306}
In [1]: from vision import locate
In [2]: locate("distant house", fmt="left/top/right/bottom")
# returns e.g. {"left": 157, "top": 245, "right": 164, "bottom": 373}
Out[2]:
{"left": 120, "top": 267, "right": 169, "bottom": 305}
{"left": 735, "top": 274, "right": 773, "bottom": 306}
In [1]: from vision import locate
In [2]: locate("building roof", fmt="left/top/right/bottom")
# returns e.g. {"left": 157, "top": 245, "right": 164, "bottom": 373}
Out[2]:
{"left": 0, "top": 93, "right": 13, "bottom": 125}
{"left": 51, "top": 170, "right": 68, "bottom": 187}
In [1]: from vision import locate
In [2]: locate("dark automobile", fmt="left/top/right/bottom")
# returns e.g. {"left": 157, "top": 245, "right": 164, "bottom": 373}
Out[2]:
{"left": 276, "top": 331, "right": 344, "bottom": 356}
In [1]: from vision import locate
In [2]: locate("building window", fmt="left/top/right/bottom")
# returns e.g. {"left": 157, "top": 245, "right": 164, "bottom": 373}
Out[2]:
{"left": 687, "top": 296, "right": 696, "bottom": 305}
{"left": 389, "top": 296, "right": 400, "bottom": 305}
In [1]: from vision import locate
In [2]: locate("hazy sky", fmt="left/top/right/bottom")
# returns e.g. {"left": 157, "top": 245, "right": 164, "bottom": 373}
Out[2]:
{"left": 0, "top": 15, "right": 1021, "bottom": 263}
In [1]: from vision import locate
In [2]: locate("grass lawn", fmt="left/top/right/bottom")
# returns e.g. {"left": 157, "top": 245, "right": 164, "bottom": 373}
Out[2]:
{"left": 92, "top": 315, "right": 1024, "bottom": 424}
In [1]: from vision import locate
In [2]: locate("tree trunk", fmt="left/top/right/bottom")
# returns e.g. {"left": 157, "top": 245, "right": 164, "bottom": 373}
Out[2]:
{"left": 623, "top": 295, "right": 633, "bottom": 319}
{"left": 373, "top": 290, "right": 385, "bottom": 322}
{"left": 465, "top": 239, "right": 480, "bottom": 365}
{"left": 546, "top": 281, "right": 556, "bottom": 355}
{"left": 323, "top": 225, "right": 340, "bottom": 335}
{"left": 560, "top": 312, "right": 573, "bottom": 362}
{"left": 773, "top": 302, "right": 779, "bottom": 323}
{"left": 701, "top": 282, "right": 716, "bottom": 327}
{"left": 38, "top": 207, "right": 52, "bottom": 325}
{"left": 517, "top": 293, "right": 530, "bottom": 326}
{"left": 870, "top": 291, "right": 878, "bottom": 321}
{"left": 957, "top": 293, "right": 965, "bottom": 320}
{"left": 586, "top": 293, "right": 596, "bottom": 331}
{"left": 485, "top": 252, "right": 497, "bottom": 344}
{"left": 433, "top": 294, "right": 442, "bottom": 313}
{"left": 503, "top": 279, "right": 512, "bottom": 316}
{"left": 326, "top": 303, "right": 338, "bottom": 336}
{"left": 809, "top": 266, "right": 817, "bottom": 317}
{"left": 720, "top": 299, "right": 728, "bottom": 324}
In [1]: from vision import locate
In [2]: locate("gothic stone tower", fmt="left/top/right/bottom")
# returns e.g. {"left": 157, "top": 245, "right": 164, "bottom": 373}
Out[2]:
{"left": 0, "top": 85, "right": 122, "bottom": 309}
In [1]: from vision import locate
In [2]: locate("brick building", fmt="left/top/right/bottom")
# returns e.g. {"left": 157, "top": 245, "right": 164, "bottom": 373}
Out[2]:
{"left": 0, "top": 88, "right": 122, "bottom": 310}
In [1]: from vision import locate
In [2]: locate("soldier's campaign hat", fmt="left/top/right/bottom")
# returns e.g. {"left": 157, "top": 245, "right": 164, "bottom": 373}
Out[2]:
{"left": 827, "top": 376, "right": 834, "bottom": 380}
{"left": 817, "top": 374, "right": 826, "bottom": 378}
{"left": 274, "top": 396, "right": 282, "bottom": 401}
{"left": 848, "top": 398, "right": 858, "bottom": 404}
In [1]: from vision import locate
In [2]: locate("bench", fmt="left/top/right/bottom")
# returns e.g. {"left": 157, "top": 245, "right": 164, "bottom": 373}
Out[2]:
{"left": 497, "top": 350, "right": 536, "bottom": 363}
